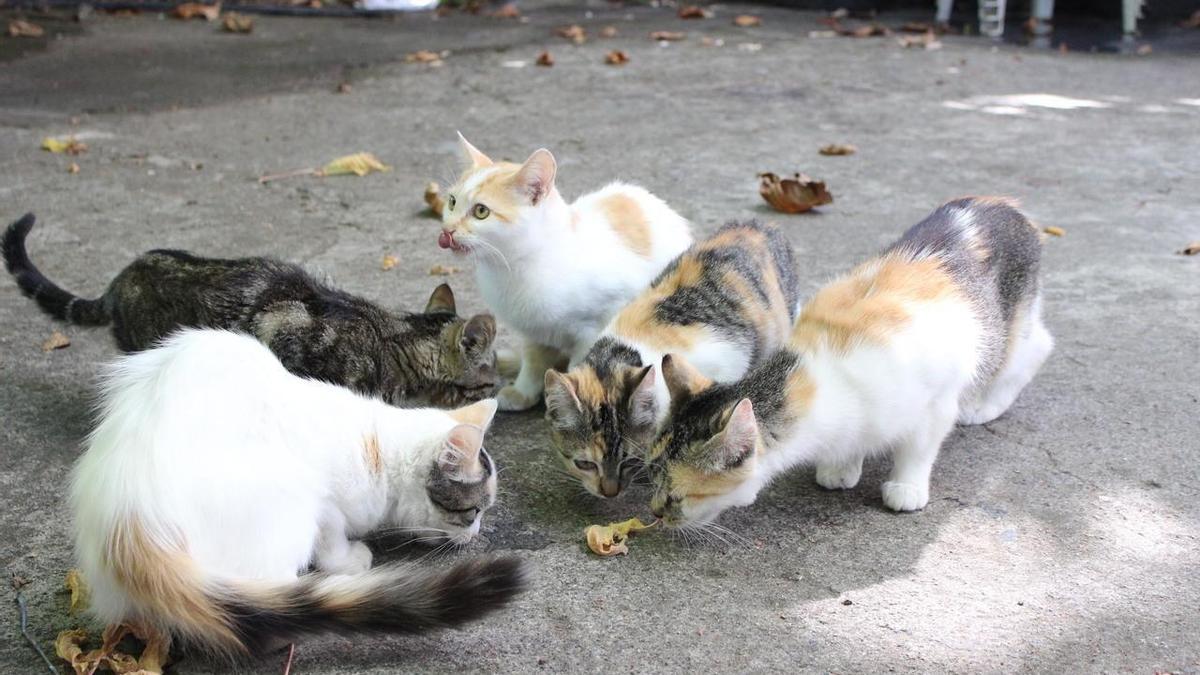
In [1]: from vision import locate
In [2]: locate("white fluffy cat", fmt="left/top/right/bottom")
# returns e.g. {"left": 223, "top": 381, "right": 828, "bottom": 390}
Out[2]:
{"left": 71, "top": 329, "right": 525, "bottom": 657}
{"left": 439, "top": 133, "right": 693, "bottom": 411}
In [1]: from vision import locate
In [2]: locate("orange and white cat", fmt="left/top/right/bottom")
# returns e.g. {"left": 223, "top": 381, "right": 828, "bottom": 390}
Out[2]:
{"left": 439, "top": 134, "right": 693, "bottom": 411}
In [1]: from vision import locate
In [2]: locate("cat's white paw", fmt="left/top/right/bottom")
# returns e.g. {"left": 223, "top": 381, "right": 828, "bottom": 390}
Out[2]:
{"left": 322, "top": 540, "right": 373, "bottom": 574}
{"left": 815, "top": 460, "right": 862, "bottom": 490}
{"left": 497, "top": 385, "right": 539, "bottom": 411}
{"left": 957, "top": 403, "right": 1005, "bottom": 426}
{"left": 881, "top": 481, "right": 929, "bottom": 512}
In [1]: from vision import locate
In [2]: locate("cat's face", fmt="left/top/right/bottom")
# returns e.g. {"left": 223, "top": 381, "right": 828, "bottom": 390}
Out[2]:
{"left": 406, "top": 284, "right": 499, "bottom": 406}
{"left": 438, "top": 134, "right": 557, "bottom": 255}
{"left": 646, "top": 355, "right": 762, "bottom": 526}
{"left": 542, "top": 365, "right": 658, "bottom": 498}
{"left": 412, "top": 400, "right": 501, "bottom": 545}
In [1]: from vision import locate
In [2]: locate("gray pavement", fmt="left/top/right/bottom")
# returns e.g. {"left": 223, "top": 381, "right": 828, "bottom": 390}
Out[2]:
{"left": 2, "top": 3, "right": 1199, "bottom": 673}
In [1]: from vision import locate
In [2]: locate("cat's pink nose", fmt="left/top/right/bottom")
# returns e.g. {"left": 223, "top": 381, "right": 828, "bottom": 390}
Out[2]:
{"left": 438, "top": 230, "right": 455, "bottom": 249}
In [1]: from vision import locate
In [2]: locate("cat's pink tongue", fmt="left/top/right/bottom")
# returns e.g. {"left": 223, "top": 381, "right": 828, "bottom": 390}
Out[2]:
{"left": 438, "top": 231, "right": 454, "bottom": 250}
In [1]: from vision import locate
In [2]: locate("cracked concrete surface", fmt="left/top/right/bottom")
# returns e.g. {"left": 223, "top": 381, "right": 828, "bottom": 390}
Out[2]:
{"left": 1, "top": 3, "right": 1198, "bottom": 673}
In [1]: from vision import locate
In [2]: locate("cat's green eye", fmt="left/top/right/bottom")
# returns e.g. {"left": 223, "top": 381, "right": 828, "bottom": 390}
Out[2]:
{"left": 472, "top": 203, "right": 490, "bottom": 220}
{"left": 448, "top": 195, "right": 456, "bottom": 210}
{"left": 574, "top": 459, "right": 597, "bottom": 472}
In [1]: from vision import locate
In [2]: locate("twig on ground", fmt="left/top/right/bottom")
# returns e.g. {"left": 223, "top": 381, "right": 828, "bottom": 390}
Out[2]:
{"left": 16, "top": 592, "right": 58, "bottom": 674}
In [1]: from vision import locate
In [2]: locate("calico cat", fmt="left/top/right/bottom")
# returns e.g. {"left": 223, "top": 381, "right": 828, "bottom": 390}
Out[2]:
{"left": 3, "top": 213, "right": 497, "bottom": 407}
{"left": 542, "top": 221, "right": 800, "bottom": 498}
{"left": 439, "top": 134, "right": 693, "bottom": 411}
{"left": 72, "top": 329, "right": 525, "bottom": 657}
{"left": 648, "top": 198, "right": 1053, "bottom": 525}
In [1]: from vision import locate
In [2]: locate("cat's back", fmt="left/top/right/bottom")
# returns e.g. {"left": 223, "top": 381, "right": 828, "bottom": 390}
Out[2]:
{"left": 572, "top": 181, "right": 692, "bottom": 266}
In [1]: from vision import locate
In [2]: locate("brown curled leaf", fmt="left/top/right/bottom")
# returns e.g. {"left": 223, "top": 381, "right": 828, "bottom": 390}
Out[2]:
{"left": 8, "top": 19, "right": 45, "bottom": 37}
{"left": 429, "top": 264, "right": 460, "bottom": 276}
{"left": 678, "top": 5, "right": 713, "bottom": 19}
{"left": 1178, "top": 241, "right": 1200, "bottom": 256}
{"left": 66, "top": 569, "right": 89, "bottom": 615}
{"left": 733, "top": 15, "right": 761, "bottom": 27}
{"left": 42, "top": 137, "right": 88, "bottom": 155}
{"left": 758, "top": 172, "right": 833, "bottom": 214}
{"left": 424, "top": 181, "right": 445, "bottom": 216}
{"left": 605, "top": 50, "right": 630, "bottom": 66}
{"left": 536, "top": 50, "right": 554, "bottom": 67}
{"left": 556, "top": 24, "right": 586, "bottom": 44}
{"left": 1042, "top": 226, "right": 1066, "bottom": 237}
{"left": 818, "top": 143, "right": 857, "bottom": 156}
{"left": 319, "top": 152, "right": 390, "bottom": 177}
{"left": 650, "top": 30, "right": 686, "bottom": 41}
{"left": 171, "top": 2, "right": 221, "bottom": 21}
{"left": 599, "top": 25, "right": 618, "bottom": 38}
{"left": 220, "top": 12, "right": 253, "bottom": 33}
{"left": 42, "top": 331, "right": 71, "bottom": 352}
{"left": 381, "top": 254, "right": 399, "bottom": 271}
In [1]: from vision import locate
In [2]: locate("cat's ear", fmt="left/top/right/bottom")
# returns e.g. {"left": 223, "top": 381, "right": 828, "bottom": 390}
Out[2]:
{"left": 628, "top": 365, "right": 660, "bottom": 431}
{"left": 544, "top": 370, "right": 583, "bottom": 430}
{"left": 661, "top": 354, "right": 713, "bottom": 403}
{"left": 713, "top": 398, "right": 758, "bottom": 470}
{"left": 457, "top": 131, "right": 493, "bottom": 169}
{"left": 461, "top": 314, "right": 496, "bottom": 360}
{"left": 425, "top": 283, "right": 457, "bottom": 314}
{"left": 448, "top": 398, "right": 498, "bottom": 432}
{"left": 439, "top": 423, "right": 484, "bottom": 480}
{"left": 512, "top": 149, "right": 557, "bottom": 206}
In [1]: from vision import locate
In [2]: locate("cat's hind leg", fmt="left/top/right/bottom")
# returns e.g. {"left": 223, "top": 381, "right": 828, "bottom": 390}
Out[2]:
{"left": 497, "top": 342, "right": 565, "bottom": 411}
{"left": 315, "top": 515, "right": 373, "bottom": 574}
{"left": 815, "top": 455, "right": 864, "bottom": 490}
{"left": 959, "top": 295, "right": 1053, "bottom": 425}
{"left": 882, "top": 398, "right": 957, "bottom": 512}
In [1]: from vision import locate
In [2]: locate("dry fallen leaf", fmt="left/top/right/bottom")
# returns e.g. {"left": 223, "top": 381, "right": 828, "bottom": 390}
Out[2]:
{"left": 834, "top": 21, "right": 890, "bottom": 38}
{"left": 901, "top": 21, "right": 933, "bottom": 33}
{"left": 56, "top": 624, "right": 167, "bottom": 675}
{"left": 650, "top": 30, "right": 686, "bottom": 41}
{"left": 67, "top": 162, "right": 81, "bottom": 174}
{"left": 381, "top": 254, "right": 399, "bottom": 271}
{"left": 220, "top": 12, "right": 253, "bottom": 33}
{"left": 42, "top": 137, "right": 88, "bottom": 155}
{"left": 490, "top": 2, "right": 519, "bottom": 18}
{"left": 1178, "top": 241, "right": 1200, "bottom": 256}
{"left": 66, "top": 569, "right": 89, "bottom": 615}
{"left": 897, "top": 30, "right": 942, "bottom": 49}
{"left": 599, "top": 25, "right": 618, "bottom": 38}
{"left": 319, "top": 152, "right": 390, "bottom": 177}
{"left": 8, "top": 19, "right": 45, "bottom": 37}
{"left": 424, "top": 181, "right": 445, "bottom": 216}
{"left": 171, "top": 2, "right": 221, "bottom": 20}
{"left": 585, "top": 518, "right": 656, "bottom": 557}
{"left": 758, "top": 172, "right": 834, "bottom": 214}
{"left": 605, "top": 50, "right": 630, "bottom": 66}
{"left": 678, "top": 5, "right": 713, "bottom": 19}
{"left": 42, "top": 331, "right": 71, "bottom": 352}
{"left": 336, "top": 82, "right": 352, "bottom": 94}
{"left": 429, "top": 264, "right": 460, "bottom": 276}
{"left": 556, "top": 24, "right": 586, "bottom": 44}
{"left": 700, "top": 36, "right": 724, "bottom": 47}
{"left": 406, "top": 49, "right": 446, "bottom": 66}
{"left": 1042, "top": 225, "right": 1066, "bottom": 237}
{"left": 55, "top": 629, "right": 97, "bottom": 675}
{"left": 733, "top": 14, "right": 761, "bottom": 27}
{"left": 818, "top": 143, "right": 857, "bottom": 156}
{"left": 1181, "top": 10, "right": 1200, "bottom": 28}
{"left": 536, "top": 50, "right": 554, "bottom": 67}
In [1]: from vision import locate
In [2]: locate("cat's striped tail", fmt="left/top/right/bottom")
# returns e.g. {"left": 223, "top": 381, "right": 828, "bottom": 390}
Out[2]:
{"left": 3, "top": 213, "right": 111, "bottom": 326}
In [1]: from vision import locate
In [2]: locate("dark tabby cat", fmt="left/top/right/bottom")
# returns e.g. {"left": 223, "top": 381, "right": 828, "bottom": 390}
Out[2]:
{"left": 3, "top": 213, "right": 498, "bottom": 406}
{"left": 542, "top": 220, "right": 800, "bottom": 498}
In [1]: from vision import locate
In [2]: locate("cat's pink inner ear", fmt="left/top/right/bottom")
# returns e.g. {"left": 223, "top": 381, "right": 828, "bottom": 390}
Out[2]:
{"left": 661, "top": 353, "right": 712, "bottom": 401}
{"left": 721, "top": 399, "right": 759, "bottom": 465}
{"left": 448, "top": 398, "right": 498, "bottom": 431}
{"left": 457, "top": 131, "right": 493, "bottom": 169}
{"left": 440, "top": 424, "right": 484, "bottom": 476}
{"left": 629, "top": 366, "right": 658, "bottom": 426}
{"left": 513, "top": 148, "right": 556, "bottom": 205}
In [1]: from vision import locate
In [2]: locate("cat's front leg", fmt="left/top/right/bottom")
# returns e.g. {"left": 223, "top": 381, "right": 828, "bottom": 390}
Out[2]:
{"left": 315, "top": 515, "right": 373, "bottom": 574}
{"left": 497, "top": 342, "right": 564, "bottom": 411}
{"left": 815, "top": 455, "right": 864, "bottom": 490}
{"left": 881, "top": 400, "right": 958, "bottom": 512}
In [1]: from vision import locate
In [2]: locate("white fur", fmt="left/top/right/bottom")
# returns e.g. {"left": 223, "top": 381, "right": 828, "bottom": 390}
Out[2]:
{"left": 443, "top": 140, "right": 692, "bottom": 411}
{"left": 72, "top": 330, "right": 494, "bottom": 626}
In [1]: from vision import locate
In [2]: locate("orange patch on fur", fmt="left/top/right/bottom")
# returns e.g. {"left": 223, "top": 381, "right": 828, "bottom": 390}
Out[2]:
{"left": 670, "top": 460, "right": 753, "bottom": 499}
{"left": 107, "top": 517, "right": 240, "bottom": 653}
{"left": 793, "top": 254, "right": 960, "bottom": 353}
{"left": 599, "top": 194, "right": 652, "bottom": 257}
{"left": 362, "top": 433, "right": 383, "bottom": 476}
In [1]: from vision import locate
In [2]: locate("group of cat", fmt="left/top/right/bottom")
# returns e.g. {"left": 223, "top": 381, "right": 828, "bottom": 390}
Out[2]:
{"left": 2, "top": 133, "right": 1052, "bottom": 661}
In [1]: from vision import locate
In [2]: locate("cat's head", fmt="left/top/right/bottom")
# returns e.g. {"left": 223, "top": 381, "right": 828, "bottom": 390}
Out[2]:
{"left": 416, "top": 399, "right": 501, "bottom": 544}
{"left": 647, "top": 355, "right": 764, "bottom": 527}
{"left": 438, "top": 133, "right": 559, "bottom": 255}
{"left": 542, "top": 364, "right": 660, "bottom": 498}
{"left": 403, "top": 284, "right": 498, "bottom": 406}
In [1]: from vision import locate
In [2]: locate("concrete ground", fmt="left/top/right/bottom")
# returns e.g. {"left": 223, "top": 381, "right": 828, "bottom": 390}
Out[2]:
{"left": 2, "top": 3, "right": 1199, "bottom": 673}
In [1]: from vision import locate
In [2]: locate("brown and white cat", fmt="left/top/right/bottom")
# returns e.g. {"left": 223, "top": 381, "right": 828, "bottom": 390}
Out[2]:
{"left": 438, "top": 134, "right": 693, "bottom": 411}
{"left": 648, "top": 198, "right": 1053, "bottom": 525}
{"left": 543, "top": 221, "right": 800, "bottom": 498}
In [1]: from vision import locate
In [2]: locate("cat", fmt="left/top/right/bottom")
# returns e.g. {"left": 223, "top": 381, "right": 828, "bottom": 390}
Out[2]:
{"left": 439, "top": 133, "right": 693, "bottom": 411}
{"left": 647, "top": 197, "right": 1053, "bottom": 526}
{"left": 72, "top": 329, "right": 526, "bottom": 658}
{"left": 3, "top": 213, "right": 497, "bottom": 407}
{"left": 542, "top": 221, "right": 800, "bottom": 498}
